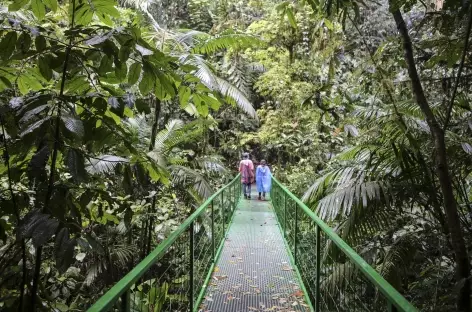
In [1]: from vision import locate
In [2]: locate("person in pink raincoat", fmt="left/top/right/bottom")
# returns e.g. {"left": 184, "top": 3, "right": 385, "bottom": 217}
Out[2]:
{"left": 239, "top": 152, "right": 254, "bottom": 199}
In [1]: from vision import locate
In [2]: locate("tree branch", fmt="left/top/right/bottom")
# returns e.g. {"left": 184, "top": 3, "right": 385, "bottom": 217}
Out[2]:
{"left": 444, "top": 5, "right": 472, "bottom": 129}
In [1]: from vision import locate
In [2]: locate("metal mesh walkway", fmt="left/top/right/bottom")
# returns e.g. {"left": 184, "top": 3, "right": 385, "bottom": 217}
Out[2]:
{"left": 199, "top": 186, "right": 310, "bottom": 312}
{"left": 89, "top": 175, "right": 417, "bottom": 312}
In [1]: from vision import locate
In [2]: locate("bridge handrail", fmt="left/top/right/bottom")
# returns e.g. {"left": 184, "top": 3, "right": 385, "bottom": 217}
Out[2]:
{"left": 88, "top": 174, "right": 241, "bottom": 311}
{"left": 271, "top": 176, "right": 417, "bottom": 312}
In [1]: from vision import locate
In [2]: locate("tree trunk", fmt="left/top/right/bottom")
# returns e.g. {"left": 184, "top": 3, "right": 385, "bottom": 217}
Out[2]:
{"left": 392, "top": 8, "right": 471, "bottom": 312}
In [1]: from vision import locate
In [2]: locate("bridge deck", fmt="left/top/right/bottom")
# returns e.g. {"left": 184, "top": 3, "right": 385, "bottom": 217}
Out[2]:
{"left": 199, "top": 186, "right": 310, "bottom": 312}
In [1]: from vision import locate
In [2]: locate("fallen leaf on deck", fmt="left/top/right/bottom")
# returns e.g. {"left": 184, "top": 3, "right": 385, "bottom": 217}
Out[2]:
{"left": 292, "top": 290, "right": 304, "bottom": 298}
{"left": 213, "top": 266, "right": 219, "bottom": 272}
{"left": 281, "top": 266, "right": 292, "bottom": 271}
{"left": 213, "top": 275, "right": 228, "bottom": 281}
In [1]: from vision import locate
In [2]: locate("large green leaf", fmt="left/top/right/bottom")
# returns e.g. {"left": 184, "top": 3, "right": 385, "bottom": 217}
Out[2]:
{"left": 285, "top": 7, "right": 298, "bottom": 29}
{"left": 128, "top": 62, "right": 142, "bottom": 85}
{"left": 38, "top": 55, "right": 53, "bottom": 81}
{"left": 16, "top": 32, "right": 32, "bottom": 54}
{"left": 9, "top": 0, "right": 29, "bottom": 10}
{"left": 0, "top": 32, "right": 17, "bottom": 60}
{"left": 178, "top": 86, "right": 191, "bottom": 108}
{"left": 61, "top": 116, "right": 84, "bottom": 138}
{"left": 42, "top": 0, "right": 57, "bottom": 11}
{"left": 66, "top": 148, "right": 87, "bottom": 182}
{"left": 139, "top": 69, "right": 155, "bottom": 95}
{"left": 55, "top": 227, "right": 76, "bottom": 273}
{"left": 31, "top": 0, "right": 46, "bottom": 20}
{"left": 35, "top": 36, "right": 47, "bottom": 52}
{"left": 115, "top": 61, "right": 128, "bottom": 82}
{"left": 18, "top": 74, "right": 43, "bottom": 94}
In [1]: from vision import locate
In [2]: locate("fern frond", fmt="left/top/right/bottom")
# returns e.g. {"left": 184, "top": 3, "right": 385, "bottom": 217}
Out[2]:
{"left": 190, "top": 31, "right": 264, "bottom": 55}
{"left": 154, "top": 119, "right": 185, "bottom": 151}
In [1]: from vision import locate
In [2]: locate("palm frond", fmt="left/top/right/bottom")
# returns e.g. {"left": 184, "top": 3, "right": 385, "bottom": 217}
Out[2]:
{"left": 193, "top": 155, "right": 228, "bottom": 175}
{"left": 86, "top": 155, "right": 129, "bottom": 174}
{"left": 179, "top": 54, "right": 257, "bottom": 118}
{"left": 216, "top": 77, "right": 257, "bottom": 118}
{"left": 170, "top": 165, "right": 214, "bottom": 199}
{"left": 147, "top": 119, "right": 185, "bottom": 164}
{"left": 377, "top": 234, "right": 418, "bottom": 290}
{"left": 112, "top": 243, "right": 137, "bottom": 267}
{"left": 317, "top": 180, "right": 392, "bottom": 221}
{"left": 180, "top": 54, "right": 219, "bottom": 90}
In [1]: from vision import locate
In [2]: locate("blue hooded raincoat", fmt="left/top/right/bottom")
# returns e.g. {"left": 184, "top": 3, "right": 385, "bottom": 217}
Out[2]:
{"left": 256, "top": 165, "right": 272, "bottom": 193}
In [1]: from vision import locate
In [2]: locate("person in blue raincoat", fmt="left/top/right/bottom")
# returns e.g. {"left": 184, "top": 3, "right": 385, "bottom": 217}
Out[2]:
{"left": 256, "top": 160, "right": 272, "bottom": 200}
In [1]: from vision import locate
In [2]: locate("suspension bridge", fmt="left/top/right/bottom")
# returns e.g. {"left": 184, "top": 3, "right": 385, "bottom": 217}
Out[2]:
{"left": 87, "top": 174, "right": 417, "bottom": 312}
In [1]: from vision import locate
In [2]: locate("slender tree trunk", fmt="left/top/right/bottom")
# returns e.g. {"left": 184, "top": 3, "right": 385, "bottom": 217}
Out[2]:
{"left": 145, "top": 98, "right": 161, "bottom": 257}
{"left": 31, "top": 1, "right": 77, "bottom": 308}
{"left": 392, "top": 9, "right": 471, "bottom": 312}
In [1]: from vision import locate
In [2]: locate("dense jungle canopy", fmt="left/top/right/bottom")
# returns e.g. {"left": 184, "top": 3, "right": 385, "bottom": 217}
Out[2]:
{"left": 1, "top": 0, "right": 472, "bottom": 310}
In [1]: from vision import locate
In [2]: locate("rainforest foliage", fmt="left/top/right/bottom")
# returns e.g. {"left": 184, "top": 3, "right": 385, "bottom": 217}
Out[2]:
{"left": 1, "top": 0, "right": 472, "bottom": 310}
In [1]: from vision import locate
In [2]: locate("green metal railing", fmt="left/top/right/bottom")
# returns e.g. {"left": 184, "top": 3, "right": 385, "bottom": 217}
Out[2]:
{"left": 270, "top": 176, "right": 417, "bottom": 312}
{"left": 88, "top": 174, "right": 241, "bottom": 312}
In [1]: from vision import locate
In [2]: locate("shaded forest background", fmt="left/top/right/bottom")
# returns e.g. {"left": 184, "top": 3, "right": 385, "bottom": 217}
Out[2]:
{"left": 1, "top": 0, "right": 472, "bottom": 310}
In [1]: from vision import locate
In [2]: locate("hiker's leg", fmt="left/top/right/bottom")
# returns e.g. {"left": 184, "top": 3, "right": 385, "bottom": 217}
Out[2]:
{"left": 247, "top": 183, "right": 251, "bottom": 198}
{"left": 263, "top": 192, "right": 266, "bottom": 200}
{"left": 258, "top": 192, "right": 261, "bottom": 200}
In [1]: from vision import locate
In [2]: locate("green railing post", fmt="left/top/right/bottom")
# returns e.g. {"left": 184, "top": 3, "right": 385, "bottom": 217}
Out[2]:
{"left": 239, "top": 179, "right": 241, "bottom": 198}
{"left": 189, "top": 221, "right": 194, "bottom": 312}
{"left": 294, "top": 203, "right": 299, "bottom": 264}
{"left": 283, "top": 191, "right": 287, "bottom": 234}
{"left": 211, "top": 200, "right": 215, "bottom": 262}
{"left": 232, "top": 182, "right": 235, "bottom": 210}
{"left": 230, "top": 182, "right": 233, "bottom": 211}
{"left": 315, "top": 225, "right": 320, "bottom": 312}
{"left": 221, "top": 191, "right": 225, "bottom": 235}
{"left": 120, "top": 290, "right": 130, "bottom": 312}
